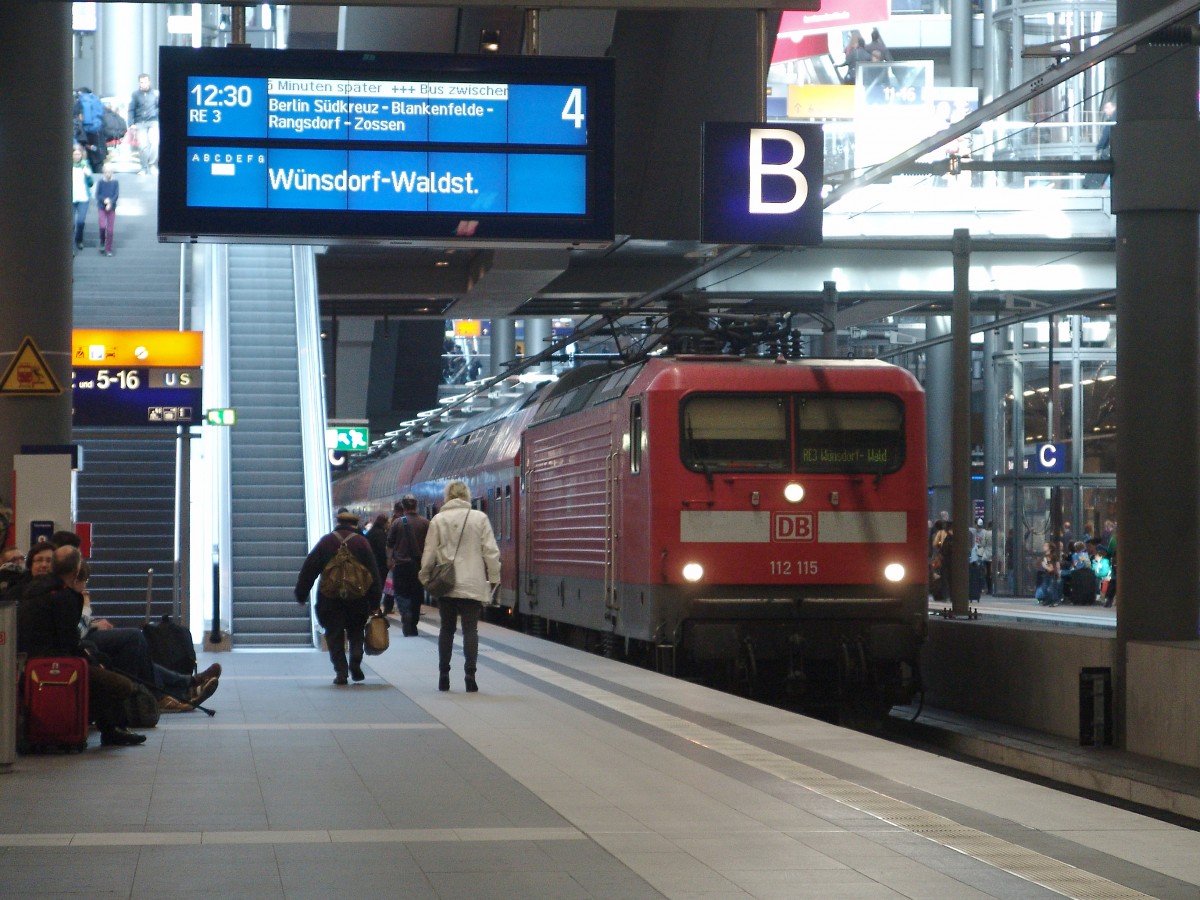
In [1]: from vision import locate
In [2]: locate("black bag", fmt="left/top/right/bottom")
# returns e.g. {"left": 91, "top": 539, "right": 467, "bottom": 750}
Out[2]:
{"left": 124, "top": 683, "right": 161, "bottom": 728}
{"left": 1067, "top": 567, "right": 1097, "bottom": 605}
{"left": 102, "top": 106, "right": 127, "bottom": 144}
{"left": 143, "top": 615, "right": 197, "bottom": 676}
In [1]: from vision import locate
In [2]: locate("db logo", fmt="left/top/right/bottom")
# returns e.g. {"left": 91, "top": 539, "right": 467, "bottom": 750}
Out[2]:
{"left": 773, "top": 513, "right": 814, "bottom": 542}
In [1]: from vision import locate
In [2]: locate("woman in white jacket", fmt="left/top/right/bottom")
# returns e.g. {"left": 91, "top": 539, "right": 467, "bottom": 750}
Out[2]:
{"left": 419, "top": 480, "right": 500, "bottom": 692}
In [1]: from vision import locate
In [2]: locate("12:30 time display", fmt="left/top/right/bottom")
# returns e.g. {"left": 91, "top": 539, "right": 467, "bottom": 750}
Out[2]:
{"left": 191, "top": 83, "right": 254, "bottom": 107}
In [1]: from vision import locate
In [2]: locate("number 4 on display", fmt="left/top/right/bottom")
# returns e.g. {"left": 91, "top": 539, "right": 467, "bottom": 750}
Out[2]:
{"left": 561, "top": 88, "right": 584, "bottom": 128}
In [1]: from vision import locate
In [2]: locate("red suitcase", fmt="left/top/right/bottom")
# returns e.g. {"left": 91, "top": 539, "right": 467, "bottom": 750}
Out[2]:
{"left": 23, "top": 657, "right": 89, "bottom": 752}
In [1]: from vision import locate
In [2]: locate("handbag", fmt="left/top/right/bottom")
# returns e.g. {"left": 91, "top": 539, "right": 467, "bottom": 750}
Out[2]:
{"left": 423, "top": 514, "right": 469, "bottom": 599}
{"left": 424, "top": 559, "right": 457, "bottom": 598}
{"left": 364, "top": 611, "right": 390, "bottom": 655}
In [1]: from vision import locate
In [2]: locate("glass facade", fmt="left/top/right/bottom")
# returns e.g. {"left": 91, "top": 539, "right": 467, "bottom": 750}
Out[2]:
{"left": 990, "top": 314, "right": 1116, "bottom": 596}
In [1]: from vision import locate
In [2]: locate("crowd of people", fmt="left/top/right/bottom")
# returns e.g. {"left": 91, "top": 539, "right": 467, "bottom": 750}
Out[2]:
{"left": 3, "top": 530, "right": 221, "bottom": 750}
{"left": 295, "top": 482, "right": 499, "bottom": 693}
{"left": 1034, "top": 532, "right": 1116, "bottom": 607}
{"left": 68, "top": 74, "right": 158, "bottom": 256}
{"left": 929, "top": 512, "right": 1117, "bottom": 608}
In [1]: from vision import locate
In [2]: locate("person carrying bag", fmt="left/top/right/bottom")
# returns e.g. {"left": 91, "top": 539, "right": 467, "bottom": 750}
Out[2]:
{"left": 419, "top": 481, "right": 500, "bottom": 693}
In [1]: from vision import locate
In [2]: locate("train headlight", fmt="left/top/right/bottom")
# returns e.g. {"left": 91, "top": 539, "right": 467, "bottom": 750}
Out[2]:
{"left": 682, "top": 562, "right": 704, "bottom": 582}
{"left": 884, "top": 563, "right": 905, "bottom": 582}
{"left": 783, "top": 482, "right": 805, "bottom": 503}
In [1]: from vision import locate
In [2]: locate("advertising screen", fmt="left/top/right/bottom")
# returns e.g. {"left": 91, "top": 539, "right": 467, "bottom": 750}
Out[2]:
{"left": 158, "top": 47, "right": 615, "bottom": 248}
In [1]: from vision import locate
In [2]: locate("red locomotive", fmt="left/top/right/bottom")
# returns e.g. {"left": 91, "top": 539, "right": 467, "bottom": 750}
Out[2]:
{"left": 334, "top": 355, "right": 928, "bottom": 713}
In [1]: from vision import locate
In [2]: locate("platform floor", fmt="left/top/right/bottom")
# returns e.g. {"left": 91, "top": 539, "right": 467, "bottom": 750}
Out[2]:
{"left": 2, "top": 613, "right": 1198, "bottom": 899}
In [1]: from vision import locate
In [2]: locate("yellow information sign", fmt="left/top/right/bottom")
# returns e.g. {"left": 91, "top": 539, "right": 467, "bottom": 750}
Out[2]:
{"left": 72, "top": 329, "right": 203, "bottom": 368}
{"left": 0, "top": 336, "right": 63, "bottom": 395}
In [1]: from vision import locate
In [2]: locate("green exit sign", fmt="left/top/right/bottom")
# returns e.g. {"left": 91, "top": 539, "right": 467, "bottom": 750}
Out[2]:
{"left": 326, "top": 426, "right": 369, "bottom": 452}
{"left": 205, "top": 408, "right": 237, "bottom": 426}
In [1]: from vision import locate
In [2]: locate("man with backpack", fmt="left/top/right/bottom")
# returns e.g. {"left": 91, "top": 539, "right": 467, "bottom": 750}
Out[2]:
{"left": 295, "top": 509, "right": 382, "bottom": 685}
{"left": 73, "top": 87, "right": 106, "bottom": 172}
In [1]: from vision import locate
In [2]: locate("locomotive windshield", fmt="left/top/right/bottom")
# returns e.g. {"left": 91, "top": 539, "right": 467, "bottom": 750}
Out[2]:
{"left": 682, "top": 396, "right": 788, "bottom": 471}
{"left": 681, "top": 393, "right": 904, "bottom": 474}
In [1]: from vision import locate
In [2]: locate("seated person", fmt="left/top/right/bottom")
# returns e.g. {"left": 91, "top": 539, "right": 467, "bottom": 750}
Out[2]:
{"left": 51, "top": 532, "right": 220, "bottom": 711}
{"left": 17, "top": 545, "right": 146, "bottom": 746}
{"left": 78, "top": 564, "right": 220, "bottom": 712}
{"left": 0, "top": 546, "right": 27, "bottom": 594}
{"left": 3, "top": 540, "right": 53, "bottom": 596}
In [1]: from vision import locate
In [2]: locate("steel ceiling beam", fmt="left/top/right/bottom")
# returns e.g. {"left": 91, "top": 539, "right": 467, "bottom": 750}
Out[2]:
{"left": 72, "top": 0, "right": 814, "bottom": 7}
{"left": 823, "top": 0, "right": 1200, "bottom": 209}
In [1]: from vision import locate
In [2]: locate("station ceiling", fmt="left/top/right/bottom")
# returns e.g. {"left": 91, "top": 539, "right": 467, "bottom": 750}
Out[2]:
{"left": 106, "top": 2, "right": 1115, "bottom": 332}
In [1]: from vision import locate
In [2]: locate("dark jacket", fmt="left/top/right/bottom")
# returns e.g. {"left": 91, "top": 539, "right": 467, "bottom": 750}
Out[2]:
{"left": 96, "top": 178, "right": 119, "bottom": 210}
{"left": 294, "top": 525, "right": 383, "bottom": 615}
{"left": 17, "top": 575, "right": 84, "bottom": 657}
{"left": 128, "top": 87, "right": 159, "bottom": 124}
{"left": 365, "top": 522, "right": 389, "bottom": 580}
{"left": 0, "top": 562, "right": 28, "bottom": 598}
{"left": 386, "top": 512, "right": 429, "bottom": 567}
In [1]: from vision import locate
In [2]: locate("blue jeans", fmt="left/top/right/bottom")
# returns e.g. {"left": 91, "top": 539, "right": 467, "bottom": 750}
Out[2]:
{"left": 437, "top": 597, "right": 482, "bottom": 675}
{"left": 73, "top": 201, "right": 89, "bottom": 246}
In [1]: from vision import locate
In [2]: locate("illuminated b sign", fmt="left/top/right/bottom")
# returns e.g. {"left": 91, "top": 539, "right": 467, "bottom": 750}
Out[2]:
{"left": 702, "top": 122, "right": 823, "bottom": 245}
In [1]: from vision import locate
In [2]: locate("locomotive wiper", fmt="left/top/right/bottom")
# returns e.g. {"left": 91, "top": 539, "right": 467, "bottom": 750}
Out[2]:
{"left": 685, "top": 417, "right": 714, "bottom": 488}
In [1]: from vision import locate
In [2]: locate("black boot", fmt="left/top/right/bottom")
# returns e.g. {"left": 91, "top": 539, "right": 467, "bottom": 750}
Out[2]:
{"left": 101, "top": 727, "right": 147, "bottom": 746}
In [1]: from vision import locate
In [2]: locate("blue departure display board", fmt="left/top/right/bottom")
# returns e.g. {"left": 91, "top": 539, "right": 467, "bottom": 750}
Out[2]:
{"left": 158, "top": 47, "right": 614, "bottom": 248}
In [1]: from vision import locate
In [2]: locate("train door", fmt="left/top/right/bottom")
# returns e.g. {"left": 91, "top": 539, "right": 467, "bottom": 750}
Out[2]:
{"left": 609, "top": 398, "right": 644, "bottom": 616}
{"left": 604, "top": 422, "right": 620, "bottom": 617}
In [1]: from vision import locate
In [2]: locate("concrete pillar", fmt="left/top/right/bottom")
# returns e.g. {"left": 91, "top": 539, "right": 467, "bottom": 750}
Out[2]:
{"left": 1113, "top": 0, "right": 1200, "bottom": 644}
{"left": 951, "top": 0, "right": 973, "bottom": 87}
{"left": 0, "top": 3, "right": 74, "bottom": 502}
{"left": 523, "top": 318, "right": 552, "bottom": 374}
{"left": 98, "top": 2, "right": 144, "bottom": 99}
{"left": 490, "top": 318, "right": 516, "bottom": 377}
{"left": 950, "top": 230, "right": 972, "bottom": 615}
{"left": 820, "top": 282, "right": 838, "bottom": 358}
{"left": 925, "top": 316, "right": 953, "bottom": 518}
{"left": 981, "top": 328, "right": 997, "bottom": 524}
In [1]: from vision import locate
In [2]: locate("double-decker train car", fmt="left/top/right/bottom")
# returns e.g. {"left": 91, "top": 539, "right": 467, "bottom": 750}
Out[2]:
{"left": 334, "top": 355, "right": 928, "bottom": 711}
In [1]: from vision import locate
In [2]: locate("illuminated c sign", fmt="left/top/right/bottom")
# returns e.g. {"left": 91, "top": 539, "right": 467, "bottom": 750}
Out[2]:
{"left": 1033, "top": 442, "right": 1067, "bottom": 473}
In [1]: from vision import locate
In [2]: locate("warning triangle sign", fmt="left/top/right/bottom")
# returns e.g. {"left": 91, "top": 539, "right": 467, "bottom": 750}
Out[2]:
{"left": 0, "top": 336, "right": 64, "bottom": 395}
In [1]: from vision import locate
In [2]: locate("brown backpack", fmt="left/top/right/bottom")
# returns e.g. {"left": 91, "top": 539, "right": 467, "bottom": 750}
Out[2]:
{"left": 319, "top": 534, "right": 373, "bottom": 600}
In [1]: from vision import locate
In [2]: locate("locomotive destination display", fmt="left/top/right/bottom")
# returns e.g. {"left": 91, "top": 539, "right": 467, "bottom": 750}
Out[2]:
{"left": 158, "top": 47, "right": 615, "bottom": 247}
